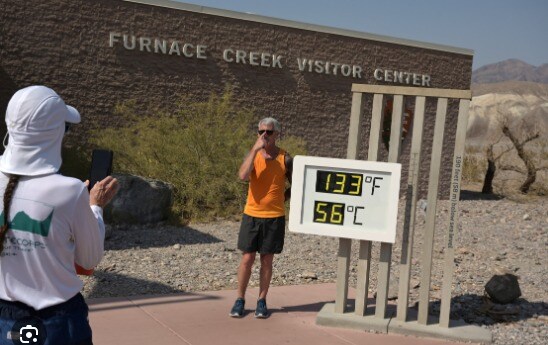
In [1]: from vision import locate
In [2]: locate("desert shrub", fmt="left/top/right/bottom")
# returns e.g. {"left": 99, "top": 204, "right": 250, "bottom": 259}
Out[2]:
{"left": 498, "top": 137, "right": 548, "bottom": 196}
{"left": 91, "top": 93, "right": 307, "bottom": 221}
{"left": 277, "top": 135, "right": 308, "bottom": 157}
{"left": 461, "top": 147, "right": 485, "bottom": 183}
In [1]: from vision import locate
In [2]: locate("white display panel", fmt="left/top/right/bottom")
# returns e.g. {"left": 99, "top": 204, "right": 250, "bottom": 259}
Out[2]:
{"left": 289, "top": 156, "right": 401, "bottom": 243}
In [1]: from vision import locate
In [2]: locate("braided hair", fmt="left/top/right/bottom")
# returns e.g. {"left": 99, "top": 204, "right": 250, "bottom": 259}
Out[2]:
{"left": 0, "top": 175, "right": 20, "bottom": 255}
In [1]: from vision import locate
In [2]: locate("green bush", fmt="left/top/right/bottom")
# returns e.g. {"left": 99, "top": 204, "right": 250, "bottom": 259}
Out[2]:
{"left": 91, "top": 93, "right": 307, "bottom": 222}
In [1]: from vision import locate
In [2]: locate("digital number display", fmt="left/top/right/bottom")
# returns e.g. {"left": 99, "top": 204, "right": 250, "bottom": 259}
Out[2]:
{"left": 313, "top": 201, "right": 345, "bottom": 225}
{"left": 315, "top": 170, "right": 363, "bottom": 196}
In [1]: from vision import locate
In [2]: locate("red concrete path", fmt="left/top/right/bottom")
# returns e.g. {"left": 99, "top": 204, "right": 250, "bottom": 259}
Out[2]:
{"left": 88, "top": 283, "right": 474, "bottom": 345}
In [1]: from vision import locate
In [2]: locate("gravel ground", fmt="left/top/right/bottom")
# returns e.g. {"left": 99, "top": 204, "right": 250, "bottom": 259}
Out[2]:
{"left": 82, "top": 193, "right": 547, "bottom": 345}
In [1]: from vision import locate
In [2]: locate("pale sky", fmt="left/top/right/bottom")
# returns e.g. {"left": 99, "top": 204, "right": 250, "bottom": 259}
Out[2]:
{"left": 176, "top": 0, "right": 548, "bottom": 70}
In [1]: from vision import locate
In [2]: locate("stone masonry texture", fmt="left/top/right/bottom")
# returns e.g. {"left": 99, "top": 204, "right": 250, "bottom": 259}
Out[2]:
{"left": 0, "top": 0, "right": 473, "bottom": 198}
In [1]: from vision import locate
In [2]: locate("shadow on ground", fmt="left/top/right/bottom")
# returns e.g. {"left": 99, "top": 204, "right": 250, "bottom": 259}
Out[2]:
{"left": 105, "top": 224, "right": 222, "bottom": 250}
{"left": 460, "top": 189, "right": 504, "bottom": 201}
{"left": 427, "top": 293, "right": 547, "bottom": 326}
{"left": 269, "top": 298, "right": 380, "bottom": 316}
{"left": 84, "top": 270, "right": 207, "bottom": 299}
{"left": 86, "top": 272, "right": 220, "bottom": 311}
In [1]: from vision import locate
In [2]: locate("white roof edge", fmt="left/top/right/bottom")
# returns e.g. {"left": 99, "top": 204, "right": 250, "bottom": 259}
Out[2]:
{"left": 123, "top": 0, "right": 475, "bottom": 56}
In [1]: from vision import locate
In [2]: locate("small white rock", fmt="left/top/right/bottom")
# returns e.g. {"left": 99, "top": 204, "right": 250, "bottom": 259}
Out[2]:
{"left": 302, "top": 272, "right": 318, "bottom": 279}
{"left": 523, "top": 214, "right": 531, "bottom": 221}
{"left": 173, "top": 244, "right": 181, "bottom": 250}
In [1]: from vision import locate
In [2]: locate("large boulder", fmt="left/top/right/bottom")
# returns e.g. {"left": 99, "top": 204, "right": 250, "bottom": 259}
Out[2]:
{"left": 484, "top": 273, "right": 522, "bottom": 304}
{"left": 104, "top": 174, "right": 173, "bottom": 224}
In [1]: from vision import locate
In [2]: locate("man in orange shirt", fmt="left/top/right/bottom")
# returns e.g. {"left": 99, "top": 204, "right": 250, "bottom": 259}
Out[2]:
{"left": 229, "top": 117, "right": 292, "bottom": 318}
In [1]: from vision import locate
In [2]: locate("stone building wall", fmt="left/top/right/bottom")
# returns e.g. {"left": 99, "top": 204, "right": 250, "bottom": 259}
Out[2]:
{"left": 0, "top": 0, "right": 473, "bottom": 198}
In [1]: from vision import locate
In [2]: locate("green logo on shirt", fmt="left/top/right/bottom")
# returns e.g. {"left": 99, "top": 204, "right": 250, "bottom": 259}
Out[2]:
{"left": 0, "top": 211, "right": 53, "bottom": 237}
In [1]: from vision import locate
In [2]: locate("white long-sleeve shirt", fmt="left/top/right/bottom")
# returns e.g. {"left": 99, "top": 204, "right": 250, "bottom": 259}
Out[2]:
{"left": 0, "top": 172, "right": 104, "bottom": 310}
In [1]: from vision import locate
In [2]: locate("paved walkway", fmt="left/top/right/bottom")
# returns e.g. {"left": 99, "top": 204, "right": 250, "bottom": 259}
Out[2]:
{"left": 88, "top": 283, "right": 473, "bottom": 345}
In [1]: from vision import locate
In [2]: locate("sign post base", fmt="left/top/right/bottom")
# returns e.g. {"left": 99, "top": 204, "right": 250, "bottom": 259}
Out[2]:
{"left": 316, "top": 303, "right": 492, "bottom": 344}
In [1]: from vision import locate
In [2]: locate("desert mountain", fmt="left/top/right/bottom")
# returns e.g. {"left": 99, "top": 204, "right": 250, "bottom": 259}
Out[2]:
{"left": 467, "top": 81, "right": 548, "bottom": 143}
{"left": 471, "top": 59, "right": 548, "bottom": 84}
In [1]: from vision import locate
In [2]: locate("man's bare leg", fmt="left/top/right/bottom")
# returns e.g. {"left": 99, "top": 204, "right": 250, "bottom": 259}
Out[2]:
{"left": 258, "top": 253, "right": 274, "bottom": 299}
{"left": 237, "top": 252, "right": 256, "bottom": 299}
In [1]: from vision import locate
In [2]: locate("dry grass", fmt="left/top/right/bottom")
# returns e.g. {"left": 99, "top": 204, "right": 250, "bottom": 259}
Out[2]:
{"left": 462, "top": 153, "right": 486, "bottom": 183}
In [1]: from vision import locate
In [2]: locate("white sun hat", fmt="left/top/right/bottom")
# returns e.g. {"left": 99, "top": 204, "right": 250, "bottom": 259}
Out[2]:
{"left": 0, "top": 85, "right": 81, "bottom": 176}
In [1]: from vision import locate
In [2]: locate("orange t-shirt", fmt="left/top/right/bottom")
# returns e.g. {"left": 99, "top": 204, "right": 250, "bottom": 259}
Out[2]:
{"left": 244, "top": 149, "right": 287, "bottom": 218}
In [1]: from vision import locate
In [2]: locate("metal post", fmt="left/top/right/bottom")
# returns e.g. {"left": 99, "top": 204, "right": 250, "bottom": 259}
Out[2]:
{"left": 396, "top": 96, "right": 426, "bottom": 321}
{"left": 336, "top": 91, "right": 364, "bottom": 313}
{"left": 355, "top": 93, "right": 384, "bottom": 316}
{"left": 439, "top": 99, "right": 470, "bottom": 327}
{"left": 376, "top": 94, "right": 404, "bottom": 318}
{"left": 418, "top": 98, "right": 448, "bottom": 325}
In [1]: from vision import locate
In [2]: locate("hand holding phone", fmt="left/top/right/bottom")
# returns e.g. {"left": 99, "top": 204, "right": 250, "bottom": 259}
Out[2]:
{"left": 88, "top": 149, "right": 113, "bottom": 191}
{"left": 77, "top": 149, "right": 116, "bottom": 276}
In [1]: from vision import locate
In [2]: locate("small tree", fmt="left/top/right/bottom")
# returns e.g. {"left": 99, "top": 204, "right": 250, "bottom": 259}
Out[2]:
{"left": 500, "top": 124, "right": 541, "bottom": 193}
{"left": 481, "top": 102, "right": 514, "bottom": 194}
{"left": 481, "top": 133, "right": 512, "bottom": 194}
{"left": 482, "top": 96, "right": 547, "bottom": 194}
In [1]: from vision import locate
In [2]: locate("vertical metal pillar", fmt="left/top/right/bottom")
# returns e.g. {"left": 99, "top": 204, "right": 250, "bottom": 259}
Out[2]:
{"left": 396, "top": 96, "right": 426, "bottom": 321}
{"left": 355, "top": 93, "right": 384, "bottom": 316}
{"left": 418, "top": 98, "right": 448, "bottom": 325}
{"left": 439, "top": 99, "right": 470, "bottom": 327}
{"left": 335, "top": 91, "right": 364, "bottom": 313}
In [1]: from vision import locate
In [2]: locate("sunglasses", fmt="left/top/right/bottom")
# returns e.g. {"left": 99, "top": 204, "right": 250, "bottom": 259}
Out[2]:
{"left": 258, "top": 130, "right": 274, "bottom": 135}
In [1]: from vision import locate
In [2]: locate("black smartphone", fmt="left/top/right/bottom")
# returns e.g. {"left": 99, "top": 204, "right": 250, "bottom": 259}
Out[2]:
{"left": 88, "top": 149, "right": 113, "bottom": 191}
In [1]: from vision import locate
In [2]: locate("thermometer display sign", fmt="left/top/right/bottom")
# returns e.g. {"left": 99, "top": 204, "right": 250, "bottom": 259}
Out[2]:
{"left": 289, "top": 156, "right": 401, "bottom": 243}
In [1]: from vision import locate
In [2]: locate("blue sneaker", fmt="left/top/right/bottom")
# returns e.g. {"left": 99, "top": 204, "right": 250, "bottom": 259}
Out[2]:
{"left": 255, "top": 298, "right": 269, "bottom": 318}
{"left": 229, "top": 298, "right": 245, "bottom": 317}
